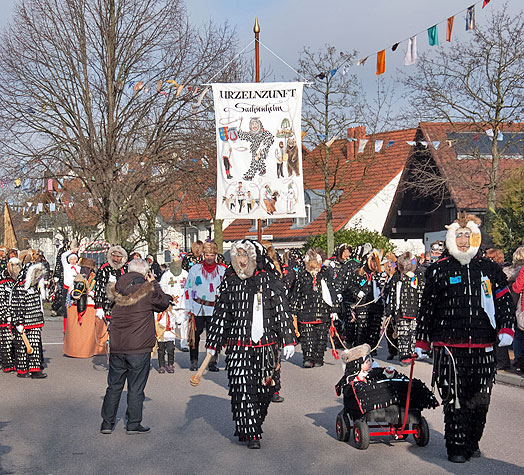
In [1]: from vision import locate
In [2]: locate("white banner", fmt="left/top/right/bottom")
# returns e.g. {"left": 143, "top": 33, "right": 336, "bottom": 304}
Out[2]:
{"left": 212, "top": 82, "right": 306, "bottom": 219}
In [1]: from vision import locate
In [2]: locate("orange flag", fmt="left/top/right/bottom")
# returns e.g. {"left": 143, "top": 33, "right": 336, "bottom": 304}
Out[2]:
{"left": 446, "top": 16, "right": 454, "bottom": 42}
{"left": 376, "top": 50, "right": 385, "bottom": 75}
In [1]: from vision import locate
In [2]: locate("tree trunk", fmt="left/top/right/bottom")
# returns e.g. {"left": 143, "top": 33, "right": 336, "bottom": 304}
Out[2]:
{"left": 213, "top": 218, "right": 224, "bottom": 253}
{"left": 325, "top": 192, "right": 334, "bottom": 257}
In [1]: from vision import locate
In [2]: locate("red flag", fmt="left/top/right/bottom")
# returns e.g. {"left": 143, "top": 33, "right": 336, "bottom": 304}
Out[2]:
{"left": 446, "top": 16, "right": 454, "bottom": 42}
{"left": 482, "top": 0, "right": 490, "bottom": 8}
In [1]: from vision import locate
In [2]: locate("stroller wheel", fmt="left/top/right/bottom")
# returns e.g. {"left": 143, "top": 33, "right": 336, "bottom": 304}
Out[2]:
{"left": 413, "top": 416, "right": 430, "bottom": 447}
{"left": 353, "top": 420, "right": 370, "bottom": 450}
{"left": 336, "top": 411, "right": 350, "bottom": 442}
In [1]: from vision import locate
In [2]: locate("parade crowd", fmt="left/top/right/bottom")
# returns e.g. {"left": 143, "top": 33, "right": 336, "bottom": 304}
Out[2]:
{"left": 0, "top": 214, "right": 522, "bottom": 462}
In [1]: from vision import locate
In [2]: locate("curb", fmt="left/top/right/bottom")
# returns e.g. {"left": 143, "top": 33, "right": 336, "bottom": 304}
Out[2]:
{"left": 496, "top": 370, "right": 524, "bottom": 388}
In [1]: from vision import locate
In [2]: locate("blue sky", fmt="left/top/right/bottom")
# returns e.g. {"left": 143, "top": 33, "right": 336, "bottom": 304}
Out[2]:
{"left": 1, "top": 0, "right": 522, "bottom": 118}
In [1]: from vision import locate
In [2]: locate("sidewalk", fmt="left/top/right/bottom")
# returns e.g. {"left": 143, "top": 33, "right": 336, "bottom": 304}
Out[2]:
{"left": 496, "top": 369, "right": 524, "bottom": 387}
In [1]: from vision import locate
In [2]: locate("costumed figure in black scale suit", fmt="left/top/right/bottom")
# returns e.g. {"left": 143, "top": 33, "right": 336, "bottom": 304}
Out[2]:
{"left": 51, "top": 242, "right": 67, "bottom": 317}
{"left": 94, "top": 245, "right": 128, "bottom": 321}
{"left": 345, "top": 247, "right": 385, "bottom": 352}
{"left": 10, "top": 260, "right": 48, "bottom": 379}
{"left": 326, "top": 243, "right": 356, "bottom": 348}
{"left": 385, "top": 252, "right": 425, "bottom": 363}
{"left": 415, "top": 214, "right": 515, "bottom": 463}
{"left": 205, "top": 240, "right": 296, "bottom": 449}
{"left": 0, "top": 258, "right": 21, "bottom": 373}
{"left": 289, "top": 247, "right": 339, "bottom": 368}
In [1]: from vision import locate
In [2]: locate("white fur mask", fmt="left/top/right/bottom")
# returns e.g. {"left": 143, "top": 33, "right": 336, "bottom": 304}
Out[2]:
{"left": 445, "top": 221, "right": 481, "bottom": 265}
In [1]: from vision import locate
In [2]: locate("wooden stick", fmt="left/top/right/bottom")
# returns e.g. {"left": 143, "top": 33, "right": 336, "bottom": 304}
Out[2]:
{"left": 21, "top": 332, "right": 34, "bottom": 354}
{"left": 190, "top": 352, "right": 213, "bottom": 387}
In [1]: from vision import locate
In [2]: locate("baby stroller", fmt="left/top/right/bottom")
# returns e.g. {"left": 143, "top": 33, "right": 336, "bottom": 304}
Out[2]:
{"left": 334, "top": 345, "right": 438, "bottom": 450}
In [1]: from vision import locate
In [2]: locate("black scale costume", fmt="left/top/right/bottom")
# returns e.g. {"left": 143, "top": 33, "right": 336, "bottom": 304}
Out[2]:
{"left": 289, "top": 263, "right": 339, "bottom": 367}
{"left": 0, "top": 268, "right": 16, "bottom": 372}
{"left": 94, "top": 246, "right": 128, "bottom": 319}
{"left": 385, "top": 269, "right": 425, "bottom": 360}
{"left": 338, "top": 366, "right": 438, "bottom": 422}
{"left": 10, "top": 263, "right": 47, "bottom": 376}
{"left": 345, "top": 265, "right": 384, "bottom": 351}
{"left": 206, "top": 241, "right": 296, "bottom": 442}
{"left": 417, "top": 247, "right": 515, "bottom": 460}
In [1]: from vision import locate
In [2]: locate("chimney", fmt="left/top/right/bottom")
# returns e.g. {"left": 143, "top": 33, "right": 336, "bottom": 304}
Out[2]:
{"left": 346, "top": 126, "right": 366, "bottom": 160}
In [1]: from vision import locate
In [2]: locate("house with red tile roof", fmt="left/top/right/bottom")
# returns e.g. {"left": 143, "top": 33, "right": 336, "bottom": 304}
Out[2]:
{"left": 385, "top": 122, "right": 524, "bottom": 249}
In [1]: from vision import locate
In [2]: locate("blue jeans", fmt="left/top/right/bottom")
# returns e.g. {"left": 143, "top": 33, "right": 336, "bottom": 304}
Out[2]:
{"left": 101, "top": 352, "right": 151, "bottom": 429}
{"left": 514, "top": 327, "right": 524, "bottom": 360}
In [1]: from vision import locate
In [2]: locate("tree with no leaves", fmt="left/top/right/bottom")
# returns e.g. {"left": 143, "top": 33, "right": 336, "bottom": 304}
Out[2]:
{"left": 0, "top": 0, "right": 236, "bottom": 245}
{"left": 401, "top": 6, "right": 524, "bottom": 219}
{"left": 298, "top": 46, "right": 393, "bottom": 256}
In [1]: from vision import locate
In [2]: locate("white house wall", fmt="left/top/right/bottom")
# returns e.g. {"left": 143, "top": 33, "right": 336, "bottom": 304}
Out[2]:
{"left": 345, "top": 171, "right": 403, "bottom": 232}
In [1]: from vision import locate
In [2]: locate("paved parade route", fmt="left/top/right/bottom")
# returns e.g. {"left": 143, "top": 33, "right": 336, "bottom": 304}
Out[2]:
{"left": 1, "top": 319, "right": 523, "bottom": 475}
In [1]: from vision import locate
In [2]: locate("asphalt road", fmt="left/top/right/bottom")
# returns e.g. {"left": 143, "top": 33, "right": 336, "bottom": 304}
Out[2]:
{"left": 1, "top": 319, "right": 523, "bottom": 475}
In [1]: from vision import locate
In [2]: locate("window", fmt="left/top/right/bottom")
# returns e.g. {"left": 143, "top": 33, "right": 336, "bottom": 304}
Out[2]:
{"left": 294, "top": 204, "right": 311, "bottom": 227}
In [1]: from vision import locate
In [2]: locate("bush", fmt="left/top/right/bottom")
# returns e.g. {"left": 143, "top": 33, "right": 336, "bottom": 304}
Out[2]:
{"left": 491, "top": 165, "right": 524, "bottom": 258}
{"left": 303, "top": 227, "right": 394, "bottom": 256}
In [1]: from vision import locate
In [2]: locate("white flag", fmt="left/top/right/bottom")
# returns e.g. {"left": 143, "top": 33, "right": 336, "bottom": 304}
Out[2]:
{"left": 358, "top": 139, "right": 369, "bottom": 154}
{"left": 375, "top": 140, "right": 384, "bottom": 152}
{"left": 404, "top": 36, "right": 417, "bottom": 66}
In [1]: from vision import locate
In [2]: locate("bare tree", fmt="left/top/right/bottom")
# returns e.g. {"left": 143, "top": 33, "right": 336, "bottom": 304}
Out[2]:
{"left": 298, "top": 46, "right": 394, "bottom": 255}
{"left": 400, "top": 6, "right": 524, "bottom": 216}
{"left": 0, "top": 0, "right": 237, "bottom": 245}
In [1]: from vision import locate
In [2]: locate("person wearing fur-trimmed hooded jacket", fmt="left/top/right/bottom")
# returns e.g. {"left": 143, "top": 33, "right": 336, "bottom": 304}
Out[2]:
{"left": 205, "top": 240, "right": 296, "bottom": 449}
{"left": 0, "top": 258, "right": 21, "bottom": 373}
{"left": 94, "top": 245, "right": 128, "bottom": 321}
{"left": 288, "top": 247, "right": 339, "bottom": 368}
{"left": 10, "top": 260, "right": 48, "bottom": 379}
{"left": 415, "top": 214, "right": 515, "bottom": 464}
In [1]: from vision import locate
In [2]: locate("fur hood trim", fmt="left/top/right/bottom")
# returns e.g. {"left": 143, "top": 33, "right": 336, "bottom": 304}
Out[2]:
{"left": 341, "top": 344, "right": 371, "bottom": 363}
{"left": 24, "top": 263, "right": 46, "bottom": 289}
{"left": 503, "top": 264, "right": 523, "bottom": 283}
{"left": 107, "top": 280, "right": 154, "bottom": 307}
{"left": 7, "top": 257, "right": 22, "bottom": 280}
{"left": 107, "top": 245, "right": 128, "bottom": 270}
{"left": 231, "top": 240, "right": 257, "bottom": 280}
{"left": 445, "top": 220, "right": 481, "bottom": 265}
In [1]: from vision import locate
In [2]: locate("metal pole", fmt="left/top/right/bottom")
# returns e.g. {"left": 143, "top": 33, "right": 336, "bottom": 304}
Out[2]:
{"left": 254, "top": 18, "right": 262, "bottom": 243}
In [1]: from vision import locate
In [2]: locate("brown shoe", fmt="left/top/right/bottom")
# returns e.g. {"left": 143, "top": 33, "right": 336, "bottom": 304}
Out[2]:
{"left": 166, "top": 364, "right": 174, "bottom": 373}
{"left": 158, "top": 366, "right": 166, "bottom": 374}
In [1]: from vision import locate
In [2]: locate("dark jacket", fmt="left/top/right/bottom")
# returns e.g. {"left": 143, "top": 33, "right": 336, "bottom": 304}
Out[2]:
{"left": 417, "top": 252, "right": 515, "bottom": 348}
{"left": 107, "top": 272, "right": 171, "bottom": 354}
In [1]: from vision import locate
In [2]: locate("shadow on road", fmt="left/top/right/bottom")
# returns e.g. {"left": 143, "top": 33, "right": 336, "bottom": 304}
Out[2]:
{"left": 0, "top": 422, "right": 12, "bottom": 474}
{"left": 182, "top": 394, "right": 232, "bottom": 438}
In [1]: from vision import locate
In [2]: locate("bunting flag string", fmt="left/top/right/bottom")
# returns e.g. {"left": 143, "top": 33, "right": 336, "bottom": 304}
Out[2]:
{"left": 350, "top": 0, "right": 492, "bottom": 75}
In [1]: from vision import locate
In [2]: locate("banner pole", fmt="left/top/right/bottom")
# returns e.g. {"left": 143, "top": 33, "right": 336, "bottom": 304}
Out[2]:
{"left": 254, "top": 18, "right": 262, "bottom": 243}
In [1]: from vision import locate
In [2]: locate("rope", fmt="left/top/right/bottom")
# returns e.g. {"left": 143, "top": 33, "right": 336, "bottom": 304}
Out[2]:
{"left": 203, "top": 40, "right": 255, "bottom": 85}
{"left": 257, "top": 39, "right": 311, "bottom": 84}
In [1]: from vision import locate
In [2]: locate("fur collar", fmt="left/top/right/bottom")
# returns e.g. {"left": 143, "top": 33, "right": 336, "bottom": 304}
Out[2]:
{"left": 231, "top": 241, "right": 257, "bottom": 280}
{"left": 107, "top": 245, "right": 128, "bottom": 270}
{"left": 24, "top": 263, "right": 46, "bottom": 289}
{"left": 107, "top": 280, "right": 154, "bottom": 307}
{"left": 445, "top": 221, "right": 481, "bottom": 265}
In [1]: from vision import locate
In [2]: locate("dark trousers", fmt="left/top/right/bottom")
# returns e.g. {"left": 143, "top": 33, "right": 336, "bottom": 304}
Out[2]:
{"left": 157, "top": 340, "right": 174, "bottom": 367}
{"left": 101, "top": 352, "right": 151, "bottom": 429}
{"left": 433, "top": 347, "right": 495, "bottom": 456}
{"left": 190, "top": 315, "right": 211, "bottom": 363}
